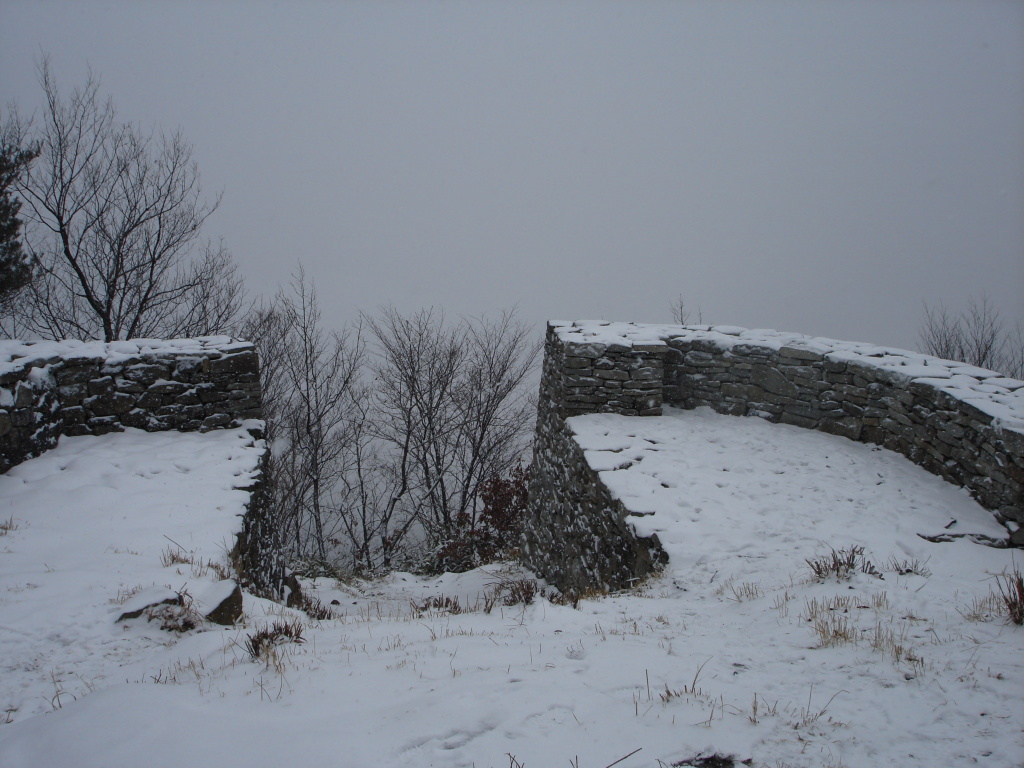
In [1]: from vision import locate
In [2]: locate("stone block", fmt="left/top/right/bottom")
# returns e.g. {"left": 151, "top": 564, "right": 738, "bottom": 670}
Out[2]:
{"left": 87, "top": 377, "right": 116, "bottom": 397}
{"left": 564, "top": 343, "right": 607, "bottom": 359}
{"left": 779, "top": 411, "right": 819, "bottom": 429}
{"left": 116, "top": 379, "right": 145, "bottom": 395}
{"left": 175, "top": 389, "right": 201, "bottom": 405}
{"left": 122, "top": 409, "right": 158, "bottom": 430}
{"left": 732, "top": 343, "right": 773, "bottom": 358}
{"left": 715, "top": 401, "right": 747, "bottom": 417}
{"left": 84, "top": 391, "right": 135, "bottom": 417}
{"left": 819, "top": 417, "right": 863, "bottom": 440}
{"left": 88, "top": 416, "right": 125, "bottom": 436}
{"left": 629, "top": 367, "right": 660, "bottom": 380}
{"left": 11, "top": 410, "right": 33, "bottom": 427}
{"left": 121, "top": 363, "right": 172, "bottom": 383}
{"left": 779, "top": 345, "right": 825, "bottom": 362}
{"left": 201, "top": 413, "right": 232, "bottom": 431}
{"left": 54, "top": 362, "right": 103, "bottom": 385}
{"left": 751, "top": 366, "right": 799, "bottom": 399}
{"left": 174, "top": 356, "right": 208, "bottom": 377}
{"left": 721, "top": 382, "right": 765, "bottom": 401}
{"left": 197, "top": 384, "right": 223, "bottom": 403}
{"left": 14, "top": 382, "right": 37, "bottom": 408}
{"left": 59, "top": 406, "right": 87, "bottom": 425}
{"left": 684, "top": 351, "right": 717, "bottom": 367}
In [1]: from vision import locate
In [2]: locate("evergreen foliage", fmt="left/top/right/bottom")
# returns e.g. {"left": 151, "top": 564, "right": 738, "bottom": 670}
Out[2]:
{"left": 0, "top": 138, "right": 38, "bottom": 305}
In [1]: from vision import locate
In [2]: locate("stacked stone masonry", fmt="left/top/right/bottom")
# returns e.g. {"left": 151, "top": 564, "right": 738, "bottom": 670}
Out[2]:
{"left": 523, "top": 321, "right": 1024, "bottom": 594}
{"left": 0, "top": 336, "right": 284, "bottom": 598}
{"left": 0, "top": 337, "right": 262, "bottom": 473}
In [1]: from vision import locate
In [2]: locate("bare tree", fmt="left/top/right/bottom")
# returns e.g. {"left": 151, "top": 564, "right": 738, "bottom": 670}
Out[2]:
{"left": 366, "top": 307, "right": 467, "bottom": 545}
{"left": 451, "top": 311, "right": 537, "bottom": 531}
{"left": 241, "top": 286, "right": 539, "bottom": 575}
{"left": 238, "top": 298, "right": 294, "bottom": 443}
{"left": 669, "top": 294, "right": 702, "bottom": 325}
{"left": 269, "top": 269, "right": 364, "bottom": 564}
{"left": 333, "top": 383, "right": 420, "bottom": 573}
{"left": 919, "top": 294, "right": 1023, "bottom": 379}
{"left": 12, "top": 62, "right": 242, "bottom": 341}
{"left": 365, "top": 307, "right": 539, "bottom": 556}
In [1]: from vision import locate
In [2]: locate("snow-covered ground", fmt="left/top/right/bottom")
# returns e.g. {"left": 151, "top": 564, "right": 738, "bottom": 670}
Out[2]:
{"left": 0, "top": 412, "right": 1021, "bottom": 768}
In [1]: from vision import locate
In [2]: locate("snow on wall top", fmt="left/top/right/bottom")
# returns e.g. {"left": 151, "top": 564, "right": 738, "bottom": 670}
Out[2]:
{"left": 550, "top": 320, "right": 1024, "bottom": 434}
{"left": 0, "top": 336, "right": 253, "bottom": 378}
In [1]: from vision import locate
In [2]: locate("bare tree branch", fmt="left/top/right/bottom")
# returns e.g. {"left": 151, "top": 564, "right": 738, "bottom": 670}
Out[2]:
{"left": 13, "top": 60, "right": 241, "bottom": 341}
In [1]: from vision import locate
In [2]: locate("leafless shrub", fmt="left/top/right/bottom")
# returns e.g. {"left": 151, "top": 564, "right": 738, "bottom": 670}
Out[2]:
{"left": 503, "top": 578, "right": 538, "bottom": 606}
{"left": 794, "top": 686, "right": 847, "bottom": 730}
{"left": 290, "top": 592, "right": 335, "bottom": 622}
{"left": 810, "top": 613, "right": 857, "bottom": 648}
{"left": 159, "top": 545, "right": 232, "bottom": 581}
{"left": 660, "top": 658, "right": 711, "bottom": 704}
{"left": 160, "top": 547, "right": 193, "bottom": 568}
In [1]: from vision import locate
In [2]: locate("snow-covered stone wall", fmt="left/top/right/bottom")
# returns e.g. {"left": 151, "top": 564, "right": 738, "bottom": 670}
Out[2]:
{"left": 523, "top": 321, "right": 1024, "bottom": 593}
{"left": 0, "top": 337, "right": 284, "bottom": 598}
{"left": 0, "top": 337, "right": 262, "bottom": 473}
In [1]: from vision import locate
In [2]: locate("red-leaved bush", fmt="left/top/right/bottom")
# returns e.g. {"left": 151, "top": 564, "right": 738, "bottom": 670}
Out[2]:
{"left": 427, "top": 465, "right": 530, "bottom": 574}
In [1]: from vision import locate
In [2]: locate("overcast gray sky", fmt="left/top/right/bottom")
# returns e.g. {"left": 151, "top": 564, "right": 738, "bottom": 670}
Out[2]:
{"left": 2, "top": 0, "right": 1022, "bottom": 351}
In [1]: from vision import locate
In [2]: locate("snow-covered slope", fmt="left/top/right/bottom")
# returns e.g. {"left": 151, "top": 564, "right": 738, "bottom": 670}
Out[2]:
{"left": 0, "top": 413, "right": 1021, "bottom": 768}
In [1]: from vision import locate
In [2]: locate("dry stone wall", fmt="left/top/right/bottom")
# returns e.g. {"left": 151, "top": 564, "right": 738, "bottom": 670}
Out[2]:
{"left": 0, "top": 337, "right": 262, "bottom": 473}
{"left": 522, "top": 325, "right": 670, "bottom": 593}
{"left": 523, "top": 321, "right": 1024, "bottom": 594}
{"left": 0, "top": 336, "right": 286, "bottom": 598}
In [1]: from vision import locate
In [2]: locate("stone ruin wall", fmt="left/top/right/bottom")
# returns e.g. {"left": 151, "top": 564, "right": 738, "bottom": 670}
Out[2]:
{"left": 0, "top": 337, "right": 262, "bottom": 473}
{"left": 523, "top": 321, "right": 1024, "bottom": 595}
{"left": 0, "top": 337, "right": 282, "bottom": 597}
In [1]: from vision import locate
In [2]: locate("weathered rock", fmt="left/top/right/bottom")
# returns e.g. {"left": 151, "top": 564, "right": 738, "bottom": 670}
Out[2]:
{"left": 116, "top": 586, "right": 184, "bottom": 623}
{"left": 195, "top": 580, "right": 244, "bottom": 625}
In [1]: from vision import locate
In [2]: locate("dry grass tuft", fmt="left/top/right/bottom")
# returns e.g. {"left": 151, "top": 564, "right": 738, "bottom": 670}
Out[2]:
{"left": 413, "top": 594, "right": 464, "bottom": 616}
{"left": 958, "top": 592, "right": 1004, "bottom": 623}
{"left": 728, "top": 581, "right": 764, "bottom": 602}
{"left": 887, "top": 556, "right": 931, "bottom": 578}
{"left": 806, "top": 546, "right": 879, "bottom": 582}
{"left": 160, "top": 545, "right": 232, "bottom": 581}
{"left": 995, "top": 566, "right": 1024, "bottom": 625}
{"left": 245, "top": 619, "right": 305, "bottom": 663}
